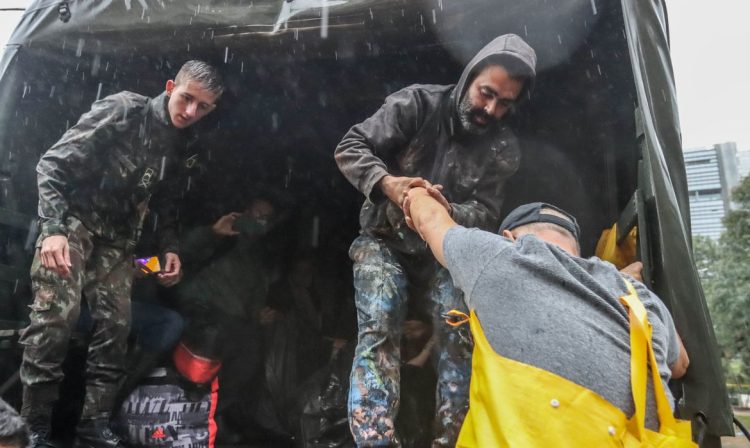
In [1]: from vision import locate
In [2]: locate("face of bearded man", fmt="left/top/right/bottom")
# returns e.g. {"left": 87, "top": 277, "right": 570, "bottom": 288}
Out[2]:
{"left": 458, "top": 64, "right": 524, "bottom": 135}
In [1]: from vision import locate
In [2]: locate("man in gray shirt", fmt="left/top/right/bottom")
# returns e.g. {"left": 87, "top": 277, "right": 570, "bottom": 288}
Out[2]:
{"left": 402, "top": 187, "right": 689, "bottom": 428}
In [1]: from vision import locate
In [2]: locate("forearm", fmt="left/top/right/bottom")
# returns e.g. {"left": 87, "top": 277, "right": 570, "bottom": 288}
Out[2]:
{"left": 671, "top": 334, "right": 689, "bottom": 379}
{"left": 37, "top": 158, "right": 72, "bottom": 237}
{"left": 334, "top": 133, "right": 390, "bottom": 202}
{"left": 334, "top": 88, "right": 420, "bottom": 202}
{"left": 408, "top": 188, "right": 457, "bottom": 266}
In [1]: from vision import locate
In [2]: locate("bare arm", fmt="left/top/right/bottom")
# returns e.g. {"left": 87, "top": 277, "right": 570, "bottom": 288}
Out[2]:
{"left": 671, "top": 334, "right": 690, "bottom": 379}
{"left": 403, "top": 187, "right": 458, "bottom": 266}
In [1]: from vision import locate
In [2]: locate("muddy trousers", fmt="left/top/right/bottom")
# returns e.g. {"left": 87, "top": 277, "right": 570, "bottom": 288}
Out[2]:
{"left": 347, "top": 235, "right": 471, "bottom": 447}
{"left": 19, "top": 217, "right": 133, "bottom": 425}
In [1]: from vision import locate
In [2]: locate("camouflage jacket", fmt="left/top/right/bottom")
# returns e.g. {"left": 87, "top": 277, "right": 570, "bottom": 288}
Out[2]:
{"left": 36, "top": 91, "right": 199, "bottom": 254}
{"left": 335, "top": 35, "right": 536, "bottom": 256}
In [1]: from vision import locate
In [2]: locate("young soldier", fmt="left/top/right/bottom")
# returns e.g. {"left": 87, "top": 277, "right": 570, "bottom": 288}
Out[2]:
{"left": 20, "top": 60, "right": 223, "bottom": 448}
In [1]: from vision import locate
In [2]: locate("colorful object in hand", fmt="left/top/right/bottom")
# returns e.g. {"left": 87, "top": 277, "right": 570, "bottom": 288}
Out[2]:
{"left": 136, "top": 256, "right": 161, "bottom": 275}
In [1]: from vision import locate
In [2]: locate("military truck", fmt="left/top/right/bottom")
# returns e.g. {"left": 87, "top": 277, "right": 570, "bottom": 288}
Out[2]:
{"left": 0, "top": 0, "right": 739, "bottom": 445}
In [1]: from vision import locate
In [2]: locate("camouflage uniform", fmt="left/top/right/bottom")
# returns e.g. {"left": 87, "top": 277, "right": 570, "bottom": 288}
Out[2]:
{"left": 19, "top": 91, "right": 197, "bottom": 424}
{"left": 335, "top": 35, "right": 536, "bottom": 446}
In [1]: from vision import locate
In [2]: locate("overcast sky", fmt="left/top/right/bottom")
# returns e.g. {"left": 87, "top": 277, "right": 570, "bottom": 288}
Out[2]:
{"left": 1, "top": 1, "right": 748, "bottom": 151}
{"left": 668, "top": 0, "right": 750, "bottom": 151}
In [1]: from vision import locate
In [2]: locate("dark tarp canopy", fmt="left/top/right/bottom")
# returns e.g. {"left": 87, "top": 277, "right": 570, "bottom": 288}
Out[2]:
{"left": 0, "top": 0, "right": 733, "bottom": 444}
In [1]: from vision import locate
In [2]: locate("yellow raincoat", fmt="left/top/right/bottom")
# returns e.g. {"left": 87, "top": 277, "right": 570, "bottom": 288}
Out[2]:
{"left": 455, "top": 280, "right": 695, "bottom": 447}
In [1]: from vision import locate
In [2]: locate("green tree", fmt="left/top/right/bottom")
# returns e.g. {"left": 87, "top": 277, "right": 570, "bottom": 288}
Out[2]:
{"left": 695, "top": 176, "right": 750, "bottom": 384}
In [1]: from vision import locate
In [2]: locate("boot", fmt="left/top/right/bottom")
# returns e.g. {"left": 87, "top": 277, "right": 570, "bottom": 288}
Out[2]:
{"left": 22, "top": 385, "right": 58, "bottom": 448}
{"left": 73, "top": 418, "right": 124, "bottom": 448}
{"left": 26, "top": 414, "right": 58, "bottom": 448}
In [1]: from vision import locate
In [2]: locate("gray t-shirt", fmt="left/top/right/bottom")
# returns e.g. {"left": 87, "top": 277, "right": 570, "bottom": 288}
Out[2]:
{"left": 443, "top": 226, "right": 680, "bottom": 428}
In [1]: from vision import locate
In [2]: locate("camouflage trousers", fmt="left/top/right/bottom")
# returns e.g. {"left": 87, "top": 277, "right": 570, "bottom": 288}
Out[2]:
{"left": 348, "top": 235, "right": 471, "bottom": 447}
{"left": 19, "top": 216, "right": 133, "bottom": 421}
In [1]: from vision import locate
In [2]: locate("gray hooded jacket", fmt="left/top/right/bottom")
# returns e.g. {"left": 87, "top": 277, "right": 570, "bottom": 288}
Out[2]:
{"left": 335, "top": 34, "right": 537, "bottom": 255}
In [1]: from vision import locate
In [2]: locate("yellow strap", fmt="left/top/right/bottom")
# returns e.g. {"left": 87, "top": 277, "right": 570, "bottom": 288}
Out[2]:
{"left": 619, "top": 279, "right": 678, "bottom": 440}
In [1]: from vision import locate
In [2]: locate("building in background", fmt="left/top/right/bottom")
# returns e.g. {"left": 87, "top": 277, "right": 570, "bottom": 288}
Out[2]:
{"left": 684, "top": 142, "right": 740, "bottom": 239}
{"left": 735, "top": 148, "right": 750, "bottom": 180}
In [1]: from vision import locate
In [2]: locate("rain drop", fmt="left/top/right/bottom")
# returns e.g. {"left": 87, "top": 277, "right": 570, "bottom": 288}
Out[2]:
{"left": 96, "top": 82, "right": 103, "bottom": 101}
{"left": 432, "top": 9, "right": 436, "bottom": 24}
{"left": 557, "top": 34, "right": 562, "bottom": 45}
{"left": 159, "top": 156, "right": 166, "bottom": 180}
{"left": 369, "top": 8, "right": 373, "bottom": 19}
{"left": 590, "top": 0, "right": 598, "bottom": 15}
{"left": 91, "top": 54, "right": 101, "bottom": 76}
{"left": 76, "top": 38, "right": 85, "bottom": 57}
{"left": 271, "top": 113, "right": 279, "bottom": 130}
{"left": 49, "top": 85, "right": 56, "bottom": 98}
{"left": 321, "top": 0, "right": 329, "bottom": 39}
{"left": 224, "top": 47, "right": 229, "bottom": 63}
{"left": 596, "top": 64, "right": 601, "bottom": 75}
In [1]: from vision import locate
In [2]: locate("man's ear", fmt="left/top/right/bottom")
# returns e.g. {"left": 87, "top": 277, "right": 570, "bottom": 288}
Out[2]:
{"left": 165, "top": 79, "right": 175, "bottom": 96}
{"left": 502, "top": 229, "right": 515, "bottom": 241}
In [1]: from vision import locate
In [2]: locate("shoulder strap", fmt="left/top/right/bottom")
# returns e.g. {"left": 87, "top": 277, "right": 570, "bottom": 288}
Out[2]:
{"left": 619, "top": 279, "right": 678, "bottom": 439}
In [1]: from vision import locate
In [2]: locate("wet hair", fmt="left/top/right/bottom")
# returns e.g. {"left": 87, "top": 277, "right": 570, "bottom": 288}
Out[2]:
{"left": 0, "top": 399, "right": 29, "bottom": 448}
{"left": 175, "top": 60, "right": 224, "bottom": 97}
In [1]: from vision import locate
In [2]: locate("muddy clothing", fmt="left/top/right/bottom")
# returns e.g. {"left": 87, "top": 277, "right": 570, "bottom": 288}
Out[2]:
{"left": 335, "top": 35, "right": 536, "bottom": 447}
{"left": 21, "top": 91, "right": 197, "bottom": 424}
{"left": 348, "top": 235, "right": 472, "bottom": 447}
{"left": 335, "top": 35, "right": 536, "bottom": 256}
{"left": 36, "top": 91, "right": 198, "bottom": 254}
{"left": 20, "top": 217, "right": 133, "bottom": 421}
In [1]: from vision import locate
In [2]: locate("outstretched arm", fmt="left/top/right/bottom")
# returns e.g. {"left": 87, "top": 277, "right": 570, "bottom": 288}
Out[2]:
{"left": 403, "top": 187, "right": 458, "bottom": 266}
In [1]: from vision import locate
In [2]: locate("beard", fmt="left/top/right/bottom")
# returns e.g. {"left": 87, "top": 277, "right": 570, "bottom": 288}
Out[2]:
{"left": 458, "top": 94, "right": 498, "bottom": 136}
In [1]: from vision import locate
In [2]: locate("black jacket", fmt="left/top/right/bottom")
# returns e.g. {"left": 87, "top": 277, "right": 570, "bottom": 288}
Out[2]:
{"left": 335, "top": 34, "right": 537, "bottom": 255}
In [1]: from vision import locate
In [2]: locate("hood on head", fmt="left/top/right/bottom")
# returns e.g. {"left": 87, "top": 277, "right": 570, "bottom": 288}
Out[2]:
{"left": 452, "top": 34, "right": 537, "bottom": 115}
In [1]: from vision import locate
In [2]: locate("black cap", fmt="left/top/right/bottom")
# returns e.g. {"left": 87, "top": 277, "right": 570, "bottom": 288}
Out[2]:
{"left": 498, "top": 202, "right": 580, "bottom": 242}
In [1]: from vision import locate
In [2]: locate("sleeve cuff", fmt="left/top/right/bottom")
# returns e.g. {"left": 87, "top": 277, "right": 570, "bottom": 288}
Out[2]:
{"left": 362, "top": 168, "right": 389, "bottom": 204}
{"left": 40, "top": 221, "right": 68, "bottom": 238}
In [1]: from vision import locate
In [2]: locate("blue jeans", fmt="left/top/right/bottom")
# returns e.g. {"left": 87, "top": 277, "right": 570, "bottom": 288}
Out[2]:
{"left": 348, "top": 235, "right": 471, "bottom": 447}
{"left": 78, "top": 300, "right": 185, "bottom": 353}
